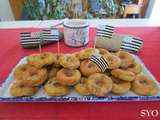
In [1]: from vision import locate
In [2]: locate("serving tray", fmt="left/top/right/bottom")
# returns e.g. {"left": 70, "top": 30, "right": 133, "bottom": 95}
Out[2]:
{"left": 0, "top": 54, "right": 160, "bottom": 102}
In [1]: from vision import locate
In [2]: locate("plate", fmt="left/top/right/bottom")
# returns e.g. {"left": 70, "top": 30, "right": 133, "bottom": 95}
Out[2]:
{"left": 0, "top": 54, "right": 160, "bottom": 102}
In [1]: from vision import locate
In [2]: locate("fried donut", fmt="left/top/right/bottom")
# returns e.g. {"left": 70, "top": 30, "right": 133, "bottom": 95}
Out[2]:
{"left": 59, "top": 54, "right": 80, "bottom": 69}
{"left": 74, "top": 77, "right": 91, "bottom": 96}
{"left": 97, "top": 48, "right": 110, "bottom": 55}
{"left": 103, "top": 54, "right": 121, "bottom": 69}
{"left": 10, "top": 83, "right": 38, "bottom": 97}
{"left": 14, "top": 64, "right": 30, "bottom": 80}
{"left": 44, "top": 77, "right": 70, "bottom": 97}
{"left": 56, "top": 68, "right": 81, "bottom": 86}
{"left": 126, "top": 62, "right": 142, "bottom": 74}
{"left": 115, "top": 51, "right": 135, "bottom": 68}
{"left": 14, "top": 64, "right": 47, "bottom": 86}
{"left": 27, "top": 52, "right": 57, "bottom": 68}
{"left": 111, "top": 69, "right": 135, "bottom": 81}
{"left": 80, "top": 59, "right": 101, "bottom": 77}
{"left": 111, "top": 76, "right": 131, "bottom": 94}
{"left": 86, "top": 73, "right": 112, "bottom": 97}
{"left": 132, "top": 74, "right": 158, "bottom": 96}
{"left": 77, "top": 48, "right": 99, "bottom": 60}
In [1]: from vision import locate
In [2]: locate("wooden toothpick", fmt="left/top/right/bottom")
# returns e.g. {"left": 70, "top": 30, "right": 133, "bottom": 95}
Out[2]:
{"left": 39, "top": 43, "right": 42, "bottom": 53}
{"left": 93, "top": 39, "right": 96, "bottom": 49}
{"left": 57, "top": 40, "right": 60, "bottom": 55}
{"left": 39, "top": 31, "right": 42, "bottom": 53}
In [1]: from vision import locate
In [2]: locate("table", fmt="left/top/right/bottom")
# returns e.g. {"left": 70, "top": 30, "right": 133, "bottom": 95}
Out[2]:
{"left": 0, "top": 19, "right": 160, "bottom": 120}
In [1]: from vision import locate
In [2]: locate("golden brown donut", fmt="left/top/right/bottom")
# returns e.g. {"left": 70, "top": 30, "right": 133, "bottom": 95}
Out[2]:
{"left": 14, "top": 64, "right": 47, "bottom": 86}
{"left": 74, "top": 77, "right": 91, "bottom": 96}
{"left": 80, "top": 59, "right": 101, "bottom": 77}
{"left": 86, "top": 73, "right": 112, "bottom": 97}
{"left": 44, "top": 77, "right": 70, "bottom": 97}
{"left": 126, "top": 62, "right": 142, "bottom": 74}
{"left": 76, "top": 48, "right": 99, "bottom": 60}
{"left": 56, "top": 68, "right": 81, "bottom": 86}
{"left": 27, "top": 52, "right": 57, "bottom": 68}
{"left": 111, "top": 69, "right": 135, "bottom": 81}
{"left": 14, "top": 64, "right": 30, "bottom": 80}
{"left": 10, "top": 83, "right": 38, "bottom": 97}
{"left": 111, "top": 76, "right": 131, "bottom": 94}
{"left": 103, "top": 54, "right": 121, "bottom": 69}
{"left": 132, "top": 74, "right": 158, "bottom": 96}
{"left": 115, "top": 51, "right": 135, "bottom": 68}
{"left": 59, "top": 54, "right": 80, "bottom": 69}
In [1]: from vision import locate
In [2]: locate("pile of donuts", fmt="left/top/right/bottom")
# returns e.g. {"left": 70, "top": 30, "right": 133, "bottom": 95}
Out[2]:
{"left": 10, "top": 48, "right": 158, "bottom": 97}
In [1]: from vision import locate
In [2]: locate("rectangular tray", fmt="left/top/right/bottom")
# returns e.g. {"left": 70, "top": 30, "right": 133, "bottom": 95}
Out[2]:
{"left": 0, "top": 54, "right": 160, "bottom": 102}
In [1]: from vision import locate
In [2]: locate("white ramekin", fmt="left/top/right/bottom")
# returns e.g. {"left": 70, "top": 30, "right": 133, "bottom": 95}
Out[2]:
{"left": 63, "top": 20, "right": 89, "bottom": 47}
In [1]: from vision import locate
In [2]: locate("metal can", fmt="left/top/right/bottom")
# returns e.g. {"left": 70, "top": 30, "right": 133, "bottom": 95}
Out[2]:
{"left": 63, "top": 20, "right": 89, "bottom": 47}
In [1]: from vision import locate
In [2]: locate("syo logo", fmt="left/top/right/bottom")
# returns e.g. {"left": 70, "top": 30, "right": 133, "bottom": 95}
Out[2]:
{"left": 140, "top": 109, "right": 159, "bottom": 118}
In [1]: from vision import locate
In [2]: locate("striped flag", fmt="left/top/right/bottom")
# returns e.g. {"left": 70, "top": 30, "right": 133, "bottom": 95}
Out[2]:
{"left": 20, "top": 31, "right": 41, "bottom": 48}
{"left": 120, "top": 36, "right": 143, "bottom": 53}
{"left": 20, "top": 28, "right": 59, "bottom": 48}
{"left": 96, "top": 25, "right": 115, "bottom": 38}
{"left": 41, "top": 28, "right": 59, "bottom": 42}
{"left": 90, "top": 53, "right": 109, "bottom": 72}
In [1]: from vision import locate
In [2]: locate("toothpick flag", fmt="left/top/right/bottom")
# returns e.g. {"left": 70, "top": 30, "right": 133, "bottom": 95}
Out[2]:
{"left": 90, "top": 52, "right": 109, "bottom": 72}
{"left": 20, "top": 28, "right": 60, "bottom": 49}
{"left": 96, "top": 25, "right": 115, "bottom": 38}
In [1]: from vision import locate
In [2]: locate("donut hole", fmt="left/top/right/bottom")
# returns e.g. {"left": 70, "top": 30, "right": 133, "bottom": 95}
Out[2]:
{"left": 94, "top": 76, "right": 105, "bottom": 86}
{"left": 94, "top": 76, "right": 101, "bottom": 81}
{"left": 53, "top": 83, "right": 61, "bottom": 87}
{"left": 64, "top": 69, "right": 74, "bottom": 77}
{"left": 113, "top": 79, "right": 122, "bottom": 84}
{"left": 88, "top": 63, "right": 94, "bottom": 68}
{"left": 15, "top": 84, "right": 25, "bottom": 88}
{"left": 29, "top": 69, "right": 38, "bottom": 76}
{"left": 96, "top": 80, "right": 104, "bottom": 86}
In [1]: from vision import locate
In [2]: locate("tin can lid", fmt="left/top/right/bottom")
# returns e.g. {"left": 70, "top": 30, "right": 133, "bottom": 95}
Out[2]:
{"left": 63, "top": 19, "right": 89, "bottom": 29}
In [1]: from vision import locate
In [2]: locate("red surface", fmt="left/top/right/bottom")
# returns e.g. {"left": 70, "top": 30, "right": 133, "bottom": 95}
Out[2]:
{"left": 0, "top": 27, "right": 160, "bottom": 120}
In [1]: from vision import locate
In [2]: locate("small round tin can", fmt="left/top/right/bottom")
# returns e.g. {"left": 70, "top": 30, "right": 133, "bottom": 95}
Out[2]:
{"left": 63, "top": 20, "right": 89, "bottom": 47}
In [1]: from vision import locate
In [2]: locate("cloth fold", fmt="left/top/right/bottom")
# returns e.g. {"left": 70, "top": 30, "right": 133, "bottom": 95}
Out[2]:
{"left": 95, "top": 25, "right": 143, "bottom": 53}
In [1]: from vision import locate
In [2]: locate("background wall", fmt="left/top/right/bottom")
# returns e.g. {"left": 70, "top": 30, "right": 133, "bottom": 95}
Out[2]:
{"left": 0, "top": 0, "right": 14, "bottom": 21}
{"left": 149, "top": 0, "right": 160, "bottom": 19}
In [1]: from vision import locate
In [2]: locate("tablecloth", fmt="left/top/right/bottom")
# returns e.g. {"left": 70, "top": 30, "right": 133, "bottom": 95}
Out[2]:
{"left": 0, "top": 27, "right": 160, "bottom": 120}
